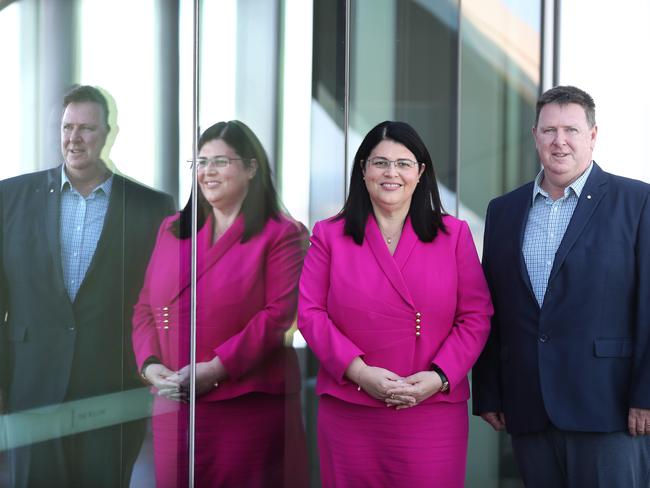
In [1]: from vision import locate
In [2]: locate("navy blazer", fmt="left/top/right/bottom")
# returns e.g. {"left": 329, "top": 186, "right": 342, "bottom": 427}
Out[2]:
{"left": 472, "top": 162, "right": 650, "bottom": 435}
{"left": 0, "top": 166, "right": 174, "bottom": 411}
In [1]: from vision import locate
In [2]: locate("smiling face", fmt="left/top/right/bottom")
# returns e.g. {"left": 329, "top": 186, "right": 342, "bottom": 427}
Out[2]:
{"left": 533, "top": 102, "right": 597, "bottom": 194}
{"left": 60, "top": 101, "right": 109, "bottom": 173}
{"left": 197, "top": 138, "right": 257, "bottom": 214}
{"left": 362, "top": 139, "right": 424, "bottom": 215}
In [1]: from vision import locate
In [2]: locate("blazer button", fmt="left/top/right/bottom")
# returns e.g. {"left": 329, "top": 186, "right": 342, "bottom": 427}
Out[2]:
{"left": 415, "top": 331, "right": 421, "bottom": 337}
{"left": 415, "top": 318, "right": 421, "bottom": 325}
{"left": 539, "top": 334, "right": 549, "bottom": 343}
{"left": 415, "top": 312, "right": 421, "bottom": 318}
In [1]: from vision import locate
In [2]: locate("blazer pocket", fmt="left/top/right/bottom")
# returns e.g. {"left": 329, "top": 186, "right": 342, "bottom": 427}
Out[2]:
{"left": 7, "top": 324, "right": 27, "bottom": 342}
{"left": 593, "top": 338, "right": 632, "bottom": 358}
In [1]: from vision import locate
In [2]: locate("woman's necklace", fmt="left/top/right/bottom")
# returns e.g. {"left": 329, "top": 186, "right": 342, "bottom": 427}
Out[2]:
{"left": 378, "top": 221, "right": 404, "bottom": 245}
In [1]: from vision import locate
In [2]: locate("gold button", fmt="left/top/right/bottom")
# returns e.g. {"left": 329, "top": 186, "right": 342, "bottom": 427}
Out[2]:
{"left": 416, "top": 325, "right": 421, "bottom": 331}
{"left": 415, "top": 318, "right": 421, "bottom": 324}
{"left": 416, "top": 312, "right": 421, "bottom": 318}
{"left": 415, "top": 331, "right": 421, "bottom": 337}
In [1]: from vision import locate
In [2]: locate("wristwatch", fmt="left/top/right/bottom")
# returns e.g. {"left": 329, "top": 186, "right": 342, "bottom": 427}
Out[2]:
{"left": 431, "top": 365, "right": 449, "bottom": 393}
{"left": 140, "top": 356, "right": 162, "bottom": 383}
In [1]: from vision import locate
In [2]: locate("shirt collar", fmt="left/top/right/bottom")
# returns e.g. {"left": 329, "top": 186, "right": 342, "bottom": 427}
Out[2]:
{"left": 531, "top": 161, "right": 594, "bottom": 203}
{"left": 60, "top": 164, "right": 114, "bottom": 198}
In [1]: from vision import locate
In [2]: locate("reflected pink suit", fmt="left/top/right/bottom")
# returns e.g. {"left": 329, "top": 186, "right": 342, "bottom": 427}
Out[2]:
{"left": 132, "top": 213, "right": 308, "bottom": 488}
{"left": 298, "top": 215, "right": 493, "bottom": 487}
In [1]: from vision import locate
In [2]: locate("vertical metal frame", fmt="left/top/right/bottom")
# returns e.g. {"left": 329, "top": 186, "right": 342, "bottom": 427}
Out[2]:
{"left": 189, "top": 0, "right": 201, "bottom": 486}
{"left": 454, "top": 0, "right": 463, "bottom": 218}
{"left": 540, "top": 0, "right": 559, "bottom": 92}
{"left": 343, "top": 0, "right": 351, "bottom": 195}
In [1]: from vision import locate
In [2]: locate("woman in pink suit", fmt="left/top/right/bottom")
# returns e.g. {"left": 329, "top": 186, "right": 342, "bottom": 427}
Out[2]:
{"left": 298, "top": 121, "right": 493, "bottom": 487}
{"left": 132, "top": 120, "right": 308, "bottom": 487}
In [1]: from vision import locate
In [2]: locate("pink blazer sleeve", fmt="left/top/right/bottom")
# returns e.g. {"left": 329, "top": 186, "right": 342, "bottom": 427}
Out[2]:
{"left": 214, "top": 219, "right": 308, "bottom": 379}
{"left": 430, "top": 220, "right": 493, "bottom": 390}
{"left": 131, "top": 215, "right": 173, "bottom": 369}
{"left": 298, "top": 221, "right": 364, "bottom": 384}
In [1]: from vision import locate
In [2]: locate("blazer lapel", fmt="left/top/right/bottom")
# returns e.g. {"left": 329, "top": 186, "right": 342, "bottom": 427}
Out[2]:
{"left": 547, "top": 163, "right": 608, "bottom": 287}
{"left": 77, "top": 174, "right": 125, "bottom": 299}
{"left": 197, "top": 214, "right": 244, "bottom": 284}
{"left": 174, "top": 214, "right": 246, "bottom": 300}
{"left": 513, "top": 184, "right": 538, "bottom": 306}
{"left": 365, "top": 214, "right": 415, "bottom": 308}
{"left": 393, "top": 217, "right": 417, "bottom": 272}
{"left": 44, "top": 167, "right": 69, "bottom": 300}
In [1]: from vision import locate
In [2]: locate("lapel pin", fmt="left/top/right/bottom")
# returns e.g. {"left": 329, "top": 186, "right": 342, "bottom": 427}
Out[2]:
{"left": 49, "top": 188, "right": 55, "bottom": 193}
{"left": 586, "top": 194, "right": 592, "bottom": 200}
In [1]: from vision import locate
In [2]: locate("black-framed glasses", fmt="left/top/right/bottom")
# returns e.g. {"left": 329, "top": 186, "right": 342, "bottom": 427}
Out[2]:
{"left": 188, "top": 156, "right": 250, "bottom": 169}
{"left": 364, "top": 157, "right": 420, "bottom": 171}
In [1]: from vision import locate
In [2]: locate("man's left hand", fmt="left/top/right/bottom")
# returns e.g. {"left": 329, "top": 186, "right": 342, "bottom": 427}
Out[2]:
{"left": 628, "top": 407, "right": 650, "bottom": 436}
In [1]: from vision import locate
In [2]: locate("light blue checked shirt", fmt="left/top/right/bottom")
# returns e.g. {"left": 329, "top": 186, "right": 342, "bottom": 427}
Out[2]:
{"left": 59, "top": 166, "right": 113, "bottom": 301}
{"left": 522, "top": 162, "right": 593, "bottom": 306}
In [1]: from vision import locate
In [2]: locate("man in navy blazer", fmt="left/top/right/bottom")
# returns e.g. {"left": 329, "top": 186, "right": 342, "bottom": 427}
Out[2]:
{"left": 472, "top": 85, "right": 650, "bottom": 487}
{"left": 0, "top": 86, "right": 174, "bottom": 487}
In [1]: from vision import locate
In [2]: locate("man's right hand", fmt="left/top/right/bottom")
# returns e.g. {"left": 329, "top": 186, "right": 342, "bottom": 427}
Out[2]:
{"left": 481, "top": 411, "right": 507, "bottom": 431}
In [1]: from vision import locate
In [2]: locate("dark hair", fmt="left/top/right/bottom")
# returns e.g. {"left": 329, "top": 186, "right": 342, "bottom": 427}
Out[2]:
{"left": 62, "top": 85, "right": 110, "bottom": 130}
{"left": 172, "top": 120, "right": 280, "bottom": 241}
{"left": 535, "top": 85, "right": 596, "bottom": 128}
{"left": 339, "top": 121, "right": 446, "bottom": 245}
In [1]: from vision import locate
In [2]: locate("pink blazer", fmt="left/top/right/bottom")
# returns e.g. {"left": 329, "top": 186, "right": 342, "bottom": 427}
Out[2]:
{"left": 132, "top": 212, "right": 308, "bottom": 401}
{"left": 298, "top": 214, "right": 493, "bottom": 407}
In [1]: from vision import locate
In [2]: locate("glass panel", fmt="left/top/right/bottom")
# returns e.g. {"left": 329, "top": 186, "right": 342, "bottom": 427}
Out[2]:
{"left": 0, "top": 1, "right": 184, "bottom": 486}
{"left": 177, "top": 1, "right": 310, "bottom": 486}
{"left": 309, "top": 0, "right": 347, "bottom": 225}
{"left": 459, "top": 1, "right": 541, "bottom": 487}
{"left": 350, "top": 0, "right": 460, "bottom": 212}
{"left": 305, "top": 1, "right": 349, "bottom": 483}
{"left": 458, "top": 0, "right": 541, "bottom": 248}
{"left": 0, "top": 0, "right": 546, "bottom": 486}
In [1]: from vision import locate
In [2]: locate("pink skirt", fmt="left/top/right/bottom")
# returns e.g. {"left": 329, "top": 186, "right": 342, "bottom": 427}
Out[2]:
{"left": 318, "top": 395, "right": 468, "bottom": 488}
{"left": 152, "top": 392, "right": 308, "bottom": 488}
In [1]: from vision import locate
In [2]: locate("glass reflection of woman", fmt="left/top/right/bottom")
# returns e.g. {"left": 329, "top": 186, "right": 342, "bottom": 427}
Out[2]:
{"left": 132, "top": 120, "right": 308, "bottom": 487}
{"left": 298, "top": 121, "right": 493, "bottom": 487}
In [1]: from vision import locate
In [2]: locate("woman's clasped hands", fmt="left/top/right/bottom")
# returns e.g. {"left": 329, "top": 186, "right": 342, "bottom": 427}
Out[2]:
{"left": 143, "top": 357, "right": 227, "bottom": 402}
{"left": 347, "top": 358, "right": 443, "bottom": 409}
{"left": 384, "top": 371, "right": 443, "bottom": 409}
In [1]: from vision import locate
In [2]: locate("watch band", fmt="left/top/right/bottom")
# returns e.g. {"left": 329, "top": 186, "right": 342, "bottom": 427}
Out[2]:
{"left": 140, "top": 355, "right": 162, "bottom": 383}
{"left": 431, "top": 364, "right": 450, "bottom": 393}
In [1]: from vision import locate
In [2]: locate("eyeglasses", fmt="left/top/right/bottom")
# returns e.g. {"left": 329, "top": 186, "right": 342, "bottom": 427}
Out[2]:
{"left": 364, "top": 157, "right": 420, "bottom": 171}
{"left": 188, "top": 156, "right": 249, "bottom": 169}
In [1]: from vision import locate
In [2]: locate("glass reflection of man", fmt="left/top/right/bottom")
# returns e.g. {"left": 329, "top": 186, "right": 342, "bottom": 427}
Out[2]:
{"left": 0, "top": 85, "right": 174, "bottom": 487}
